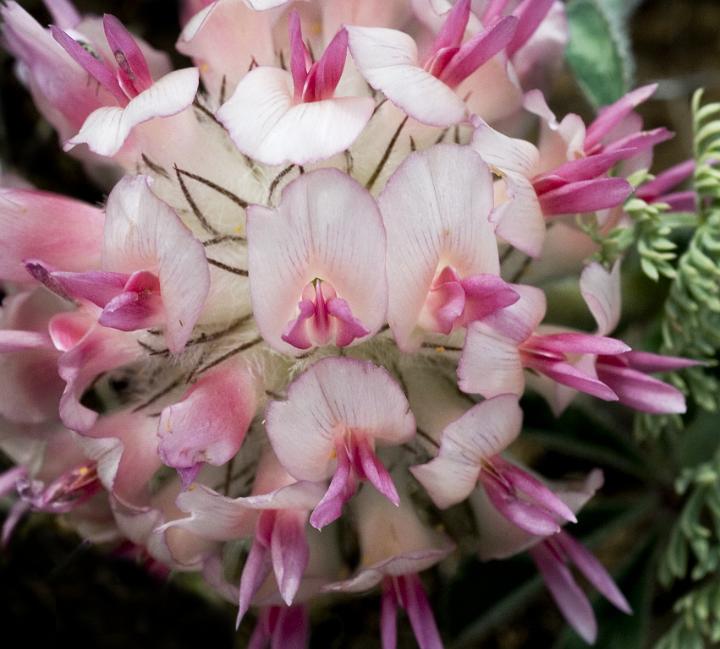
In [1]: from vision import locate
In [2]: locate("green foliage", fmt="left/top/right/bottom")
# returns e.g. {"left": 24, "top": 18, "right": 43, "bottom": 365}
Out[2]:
{"left": 660, "top": 452, "right": 720, "bottom": 587}
{"left": 662, "top": 92, "right": 720, "bottom": 402}
{"left": 582, "top": 170, "right": 695, "bottom": 280}
{"left": 626, "top": 196, "right": 678, "bottom": 282}
{"left": 637, "top": 91, "right": 720, "bottom": 443}
{"left": 656, "top": 580, "right": 720, "bottom": 649}
{"left": 647, "top": 90, "right": 720, "bottom": 649}
{"left": 565, "top": 0, "right": 636, "bottom": 107}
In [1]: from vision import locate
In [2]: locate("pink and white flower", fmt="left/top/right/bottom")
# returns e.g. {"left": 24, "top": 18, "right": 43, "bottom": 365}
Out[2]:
{"left": 53, "top": 14, "right": 199, "bottom": 157}
{"left": 217, "top": 11, "right": 374, "bottom": 165}
{"left": 525, "top": 84, "right": 673, "bottom": 174}
{"left": 247, "top": 169, "right": 386, "bottom": 354}
{"left": 26, "top": 175, "right": 211, "bottom": 354}
{"left": 458, "top": 284, "right": 630, "bottom": 402}
{"left": 348, "top": 0, "right": 518, "bottom": 127}
{"left": 163, "top": 450, "right": 324, "bottom": 621}
{"left": 158, "top": 360, "right": 258, "bottom": 486}
{"left": 325, "top": 476, "right": 453, "bottom": 649}
{"left": 580, "top": 262, "right": 699, "bottom": 414}
{"left": 412, "top": 394, "right": 576, "bottom": 535}
{"left": 379, "top": 144, "right": 518, "bottom": 350}
{"left": 472, "top": 470, "right": 631, "bottom": 644}
{"left": 265, "top": 358, "right": 416, "bottom": 529}
{"left": 471, "top": 116, "right": 635, "bottom": 257}
{"left": 0, "top": 2, "right": 698, "bottom": 644}
{"left": 0, "top": 188, "right": 104, "bottom": 283}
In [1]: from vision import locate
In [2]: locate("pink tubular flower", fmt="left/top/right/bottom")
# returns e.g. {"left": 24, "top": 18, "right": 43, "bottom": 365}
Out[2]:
{"left": 265, "top": 358, "right": 416, "bottom": 529}
{"left": 525, "top": 85, "right": 673, "bottom": 175}
{"left": 379, "top": 144, "right": 518, "bottom": 350}
{"left": 48, "top": 304, "right": 143, "bottom": 432}
{"left": 0, "top": 188, "right": 104, "bottom": 283}
{"left": 410, "top": 0, "right": 567, "bottom": 124}
{"left": 158, "top": 361, "right": 258, "bottom": 486}
{"left": 471, "top": 117, "right": 635, "bottom": 257}
{"left": 0, "top": 289, "right": 66, "bottom": 424}
{"left": 530, "top": 532, "right": 631, "bottom": 644}
{"left": 472, "top": 470, "right": 630, "bottom": 644}
{"left": 51, "top": 14, "right": 199, "bottom": 157}
{"left": 27, "top": 175, "right": 210, "bottom": 354}
{"left": 248, "top": 605, "right": 309, "bottom": 649}
{"left": 163, "top": 451, "right": 324, "bottom": 621}
{"left": 0, "top": 425, "right": 107, "bottom": 545}
{"left": 247, "top": 169, "right": 386, "bottom": 354}
{"left": 217, "top": 11, "right": 374, "bottom": 165}
{"left": 76, "top": 409, "right": 163, "bottom": 508}
{"left": 325, "top": 479, "right": 453, "bottom": 649}
{"left": 0, "top": 2, "right": 111, "bottom": 142}
{"left": 458, "top": 284, "right": 630, "bottom": 401}
{"left": 16, "top": 460, "right": 100, "bottom": 514}
{"left": 42, "top": 0, "right": 82, "bottom": 29}
{"left": 411, "top": 395, "right": 576, "bottom": 535}
{"left": 348, "top": 0, "right": 518, "bottom": 127}
{"left": 636, "top": 159, "right": 697, "bottom": 212}
{"left": 582, "top": 84, "right": 670, "bottom": 157}
{"left": 579, "top": 262, "right": 699, "bottom": 414}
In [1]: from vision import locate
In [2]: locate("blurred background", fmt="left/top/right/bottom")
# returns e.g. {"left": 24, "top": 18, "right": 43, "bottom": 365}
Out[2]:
{"left": 1, "top": 1, "right": 719, "bottom": 647}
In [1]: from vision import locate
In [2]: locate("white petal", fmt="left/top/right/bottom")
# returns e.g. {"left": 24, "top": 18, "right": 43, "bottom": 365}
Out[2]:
{"left": 247, "top": 169, "right": 387, "bottom": 354}
{"left": 103, "top": 176, "right": 210, "bottom": 352}
{"left": 217, "top": 66, "right": 373, "bottom": 165}
{"left": 471, "top": 118, "right": 545, "bottom": 256}
{"left": 580, "top": 261, "right": 621, "bottom": 336}
{"left": 458, "top": 285, "right": 547, "bottom": 396}
{"left": 347, "top": 26, "right": 466, "bottom": 127}
{"left": 411, "top": 395, "right": 522, "bottom": 508}
{"left": 471, "top": 116, "right": 539, "bottom": 177}
{"left": 168, "top": 484, "right": 259, "bottom": 540}
{"left": 458, "top": 323, "right": 526, "bottom": 397}
{"left": 379, "top": 144, "right": 497, "bottom": 350}
{"left": 491, "top": 172, "right": 545, "bottom": 257}
{"left": 265, "top": 358, "right": 416, "bottom": 481}
{"left": 66, "top": 68, "right": 200, "bottom": 157}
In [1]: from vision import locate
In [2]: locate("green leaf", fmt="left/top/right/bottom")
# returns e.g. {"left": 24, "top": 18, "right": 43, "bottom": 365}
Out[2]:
{"left": 565, "top": 0, "right": 634, "bottom": 107}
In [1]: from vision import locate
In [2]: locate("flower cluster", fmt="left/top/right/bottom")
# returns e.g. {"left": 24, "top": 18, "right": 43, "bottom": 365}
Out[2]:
{"left": 0, "top": 0, "right": 699, "bottom": 646}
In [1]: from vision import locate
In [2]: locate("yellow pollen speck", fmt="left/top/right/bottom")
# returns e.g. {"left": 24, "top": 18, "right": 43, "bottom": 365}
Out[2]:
{"left": 329, "top": 447, "right": 337, "bottom": 460}
{"left": 435, "top": 346, "right": 446, "bottom": 353}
